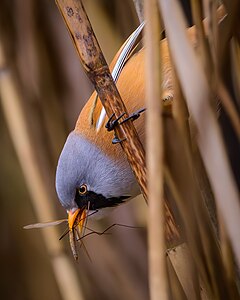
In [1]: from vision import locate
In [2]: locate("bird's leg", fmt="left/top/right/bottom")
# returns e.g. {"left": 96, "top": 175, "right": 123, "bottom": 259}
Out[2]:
{"left": 105, "top": 113, "right": 127, "bottom": 144}
{"left": 119, "top": 108, "right": 146, "bottom": 125}
{"left": 78, "top": 223, "right": 142, "bottom": 240}
{"left": 105, "top": 112, "right": 126, "bottom": 131}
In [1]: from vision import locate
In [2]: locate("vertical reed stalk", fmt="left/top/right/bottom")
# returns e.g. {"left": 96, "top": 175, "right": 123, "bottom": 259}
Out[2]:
{"left": 132, "top": 0, "right": 144, "bottom": 23}
{"left": 144, "top": 1, "right": 169, "bottom": 299}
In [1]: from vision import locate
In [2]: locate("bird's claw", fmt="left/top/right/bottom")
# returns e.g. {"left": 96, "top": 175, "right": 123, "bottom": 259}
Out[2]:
{"left": 105, "top": 113, "right": 126, "bottom": 131}
{"left": 119, "top": 108, "right": 146, "bottom": 125}
{"left": 106, "top": 108, "right": 146, "bottom": 144}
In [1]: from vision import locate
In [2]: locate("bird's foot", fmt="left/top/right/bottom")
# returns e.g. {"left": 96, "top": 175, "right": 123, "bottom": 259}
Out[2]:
{"left": 105, "top": 112, "right": 126, "bottom": 131}
{"left": 105, "top": 108, "right": 146, "bottom": 144}
{"left": 119, "top": 108, "right": 146, "bottom": 125}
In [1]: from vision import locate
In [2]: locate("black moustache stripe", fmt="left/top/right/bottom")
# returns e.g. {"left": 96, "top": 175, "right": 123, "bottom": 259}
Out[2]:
{"left": 74, "top": 190, "right": 130, "bottom": 210}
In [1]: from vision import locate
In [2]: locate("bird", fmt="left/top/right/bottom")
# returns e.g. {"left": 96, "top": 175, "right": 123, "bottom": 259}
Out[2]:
{"left": 55, "top": 6, "right": 226, "bottom": 249}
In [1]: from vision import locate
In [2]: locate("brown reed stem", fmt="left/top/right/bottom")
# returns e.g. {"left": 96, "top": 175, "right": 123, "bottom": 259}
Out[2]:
{"left": 55, "top": 0, "right": 147, "bottom": 200}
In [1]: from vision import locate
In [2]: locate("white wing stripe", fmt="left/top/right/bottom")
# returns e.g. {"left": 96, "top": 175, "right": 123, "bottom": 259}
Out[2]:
{"left": 96, "top": 22, "right": 145, "bottom": 131}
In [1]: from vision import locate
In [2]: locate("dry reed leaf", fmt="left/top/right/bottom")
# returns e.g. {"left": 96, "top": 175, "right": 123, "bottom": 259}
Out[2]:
{"left": 166, "top": 257, "right": 188, "bottom": 300}
{"left": 158, "top": 0, "right": 240, "bottom": 268}
{"left": 167, "top": 244, "right": 201, "bottom": 300}
{"left": 169, "top": 67, "right": 204, "bottom": 300}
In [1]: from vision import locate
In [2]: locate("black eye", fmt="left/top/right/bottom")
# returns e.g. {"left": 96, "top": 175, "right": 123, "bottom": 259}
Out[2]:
{"left": 78, "top": 184, "right": 88, "bottom": 195}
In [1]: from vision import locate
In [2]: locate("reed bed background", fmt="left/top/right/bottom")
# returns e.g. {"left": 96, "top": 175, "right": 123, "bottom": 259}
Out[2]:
{"left": 0, "top": 0, "right": 239, "bottom": 300}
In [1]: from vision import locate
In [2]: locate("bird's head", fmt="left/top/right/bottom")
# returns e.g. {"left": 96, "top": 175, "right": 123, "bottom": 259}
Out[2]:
{"left": 55, "top": 131, "right": 139, "bottom": 231}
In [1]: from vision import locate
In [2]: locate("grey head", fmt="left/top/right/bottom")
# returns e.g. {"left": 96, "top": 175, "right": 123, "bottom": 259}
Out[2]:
{"left": 55, "top": 131, "right": 140, "bottom": 212}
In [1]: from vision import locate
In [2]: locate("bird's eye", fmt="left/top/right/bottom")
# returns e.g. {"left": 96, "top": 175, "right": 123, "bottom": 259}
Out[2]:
{"left": 78, "top": 184, "right": 88, "bottom": 195}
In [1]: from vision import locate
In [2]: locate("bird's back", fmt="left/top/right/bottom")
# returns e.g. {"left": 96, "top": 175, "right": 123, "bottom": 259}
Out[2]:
{"left": 75, "top": 37, "right": 173, "bottom": 161}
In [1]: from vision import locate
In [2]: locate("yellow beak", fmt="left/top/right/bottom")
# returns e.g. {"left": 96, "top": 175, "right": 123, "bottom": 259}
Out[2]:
{"left": 68, "top": 208, "right": 87, "bottom": 233}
